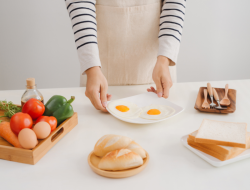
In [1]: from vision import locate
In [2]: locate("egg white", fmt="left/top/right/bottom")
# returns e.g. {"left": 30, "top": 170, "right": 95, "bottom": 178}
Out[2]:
{"left": 140, "top": 105, "right": 175, "bottom": 120}
{"left": 107, "top": 100, "right": 142, "bottom": 119}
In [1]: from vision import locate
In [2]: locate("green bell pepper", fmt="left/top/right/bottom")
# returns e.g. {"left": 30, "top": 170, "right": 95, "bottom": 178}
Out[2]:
{"left": 44, "top": 95, "right": 67, "bottom": 116}
{"left": 53, "top": 97, "right": 75, "bottom": 125}
{"left": 44, "top": 95, "right": 75, "bottom": 125}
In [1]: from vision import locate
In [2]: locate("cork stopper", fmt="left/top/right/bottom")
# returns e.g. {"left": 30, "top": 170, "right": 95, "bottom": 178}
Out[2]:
{"left": 26, "top": 78, "right": 35, "bottom": 89}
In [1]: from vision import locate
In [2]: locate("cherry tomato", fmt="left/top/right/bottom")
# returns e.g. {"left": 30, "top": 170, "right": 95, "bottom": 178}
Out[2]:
{"left": 22, "top": 98, "right": 45, "bottom": 119}
{"left": 35, "top": 116, "right": 57, "bottom": 132}
{"left": 10, "top": 112, "right": 33, "bottom": 135}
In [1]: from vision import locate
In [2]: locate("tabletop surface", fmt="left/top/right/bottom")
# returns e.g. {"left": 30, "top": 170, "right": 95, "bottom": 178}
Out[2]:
{"left": 0, "top": 79, "right": 250, "bottom": 190}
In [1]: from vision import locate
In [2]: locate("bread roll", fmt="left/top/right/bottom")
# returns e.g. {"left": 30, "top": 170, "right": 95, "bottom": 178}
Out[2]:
{"left": 94, "top": 135, "right": 132, "bottom": 157}
{"left": 98, "top": 149, "right": 143, "bottom": 171}
{"left": 126, "top": 141, "right": 146, "bottom": 159}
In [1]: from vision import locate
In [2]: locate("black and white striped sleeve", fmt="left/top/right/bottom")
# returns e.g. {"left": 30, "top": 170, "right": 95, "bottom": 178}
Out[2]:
{"left": 158, "top": 0, "right": 186, "bottom": 65}
{"left": 65, "top": 0, "right": 101, "bottom": 74}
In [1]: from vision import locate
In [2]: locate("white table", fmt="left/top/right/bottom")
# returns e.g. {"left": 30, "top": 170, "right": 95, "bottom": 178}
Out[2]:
{"left": 1, "top": 80, "right": 250, "bottom": 190}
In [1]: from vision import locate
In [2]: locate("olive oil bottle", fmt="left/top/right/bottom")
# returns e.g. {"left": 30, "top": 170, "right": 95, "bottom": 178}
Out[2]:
{"left": 21, "top": 78, "right": 44, "bottom": 107}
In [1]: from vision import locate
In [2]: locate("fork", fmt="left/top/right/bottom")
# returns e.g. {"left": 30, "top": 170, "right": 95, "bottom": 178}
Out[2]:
{"left": 207, "top": 83, "right": 216, "bottom": 108}
{"left": 202, "top": 89, "right": 210, "bottom": 109}
{"left": 213, "top": 88, "right": 227, "bottom": 110}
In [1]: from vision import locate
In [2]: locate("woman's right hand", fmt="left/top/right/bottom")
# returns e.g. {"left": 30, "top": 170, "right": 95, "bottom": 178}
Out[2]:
{"left": 85, "top": 66, "right": 111, "bottom": 112}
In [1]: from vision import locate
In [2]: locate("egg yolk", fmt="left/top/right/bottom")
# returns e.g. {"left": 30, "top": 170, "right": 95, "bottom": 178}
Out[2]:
{"left": 116, "top": 105, "right": 130, "bottom": 112}
{"left": 147, "top": 109, "right": 161, "bottom": 115}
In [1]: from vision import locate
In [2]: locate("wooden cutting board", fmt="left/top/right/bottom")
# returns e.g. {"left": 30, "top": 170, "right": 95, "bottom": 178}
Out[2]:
{"left": 194, "top": 87, "right": 236, "bottom": 113}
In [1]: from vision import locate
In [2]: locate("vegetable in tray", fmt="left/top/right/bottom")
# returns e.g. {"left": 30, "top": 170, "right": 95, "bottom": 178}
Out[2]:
{"left": 44, "top": 95, "right": 75, "bottom": 125}
{"left": 0, "top": 95, "right": 75, "bottom": 150}
{"left": 0, "top": 100, "right": 21, "bottom": 118}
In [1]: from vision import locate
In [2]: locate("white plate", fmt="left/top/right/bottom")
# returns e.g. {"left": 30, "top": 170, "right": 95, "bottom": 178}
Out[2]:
{"left": 106, "top": 92, "right": 184, "bottom": 124}
{"left": 181, "top": 135, "right": 250, "bottom": 167}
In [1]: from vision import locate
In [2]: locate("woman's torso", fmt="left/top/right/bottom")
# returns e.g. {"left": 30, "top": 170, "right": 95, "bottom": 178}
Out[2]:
{"left": 80, "top": 0, "right": 177, "bottom": 86}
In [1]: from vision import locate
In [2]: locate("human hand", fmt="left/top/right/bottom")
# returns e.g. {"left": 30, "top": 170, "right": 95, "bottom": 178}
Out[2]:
{"left": 147, "top": 56, "right": 173, "bottom": 98}
{"left": 85, "top": 66, "right": 111, "bottom": 112}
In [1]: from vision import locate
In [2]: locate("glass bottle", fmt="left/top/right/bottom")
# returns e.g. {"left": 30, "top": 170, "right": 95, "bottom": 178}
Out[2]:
{"left": 21, "top": 78, "right": 44, "bottom": 107}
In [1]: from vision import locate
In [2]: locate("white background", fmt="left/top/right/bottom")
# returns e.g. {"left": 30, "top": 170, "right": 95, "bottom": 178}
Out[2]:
{"left": 0, "top": 0, "right": 249, "bottom": 90}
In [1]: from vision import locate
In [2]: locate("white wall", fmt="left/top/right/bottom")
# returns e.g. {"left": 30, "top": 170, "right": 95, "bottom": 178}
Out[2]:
{"left": 0, "top": 0, "right": 80, "bottom": 90}
{"left": 0, "top": 0, "right": 249, "bottom": 90}
{"left": 178, "top": 0, "right": 250, "bottom": 82}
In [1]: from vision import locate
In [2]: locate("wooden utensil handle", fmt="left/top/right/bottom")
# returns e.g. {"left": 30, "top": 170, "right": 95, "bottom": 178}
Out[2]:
{"left": 207, "top": 83, "right": 213, "bottom": 96}
{"left": 213, "top": 88, "right": 219, "bottom": 101}
{"left": 204, "top": 89, "right": 208, "bottom": 101}
{"left": 225, "top": 84, "right": 229, "bottom": 98}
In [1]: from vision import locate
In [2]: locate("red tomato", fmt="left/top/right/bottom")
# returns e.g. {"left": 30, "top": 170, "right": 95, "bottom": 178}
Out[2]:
{"left": 10, "top": 112, "right": 33, "bottom": 135}
{"left": 35, "top": 116, "right": 57, "bottom": 132}
{"left": 22, "top": 98, "right": 45, "bottom": 119}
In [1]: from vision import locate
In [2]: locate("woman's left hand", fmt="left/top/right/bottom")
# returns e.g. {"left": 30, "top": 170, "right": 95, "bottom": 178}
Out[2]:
{"left": 147, "top": 56, "right": 173, "bottom": 98}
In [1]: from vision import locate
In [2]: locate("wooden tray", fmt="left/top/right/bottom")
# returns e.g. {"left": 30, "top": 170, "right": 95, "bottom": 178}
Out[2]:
{"left": 88, "top": 151, "right": 149, "bottom": 178}
{"left": 194, "top": 87, "right": 236, "bottom": 113}
{"left": 0, "top": 107, "right": 78, "bottom": 165}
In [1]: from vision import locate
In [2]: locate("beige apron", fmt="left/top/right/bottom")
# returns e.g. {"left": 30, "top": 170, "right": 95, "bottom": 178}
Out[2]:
{"left": 80, "top": 0, "right": 177, "bottom": 87}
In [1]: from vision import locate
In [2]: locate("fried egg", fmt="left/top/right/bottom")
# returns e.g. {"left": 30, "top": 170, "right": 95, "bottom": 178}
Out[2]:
{"left": 108, "top": 100, "right": 142, "bottom": 119}
{"left": 140, "top": 105, "right": 175, "bottom": 120}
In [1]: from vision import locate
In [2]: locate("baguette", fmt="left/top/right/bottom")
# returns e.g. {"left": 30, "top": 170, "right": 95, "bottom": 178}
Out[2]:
{"left": 98, "top": 149, "right": 143, "bottom": 171}
{"left": 126, "top": 141, "right": 146, "bottom": 159}
{"left": 94, "top": 135, "right": 132, "bottom": 157}
{"left": 195, "top": 119, "right": 247, "bottom": 148}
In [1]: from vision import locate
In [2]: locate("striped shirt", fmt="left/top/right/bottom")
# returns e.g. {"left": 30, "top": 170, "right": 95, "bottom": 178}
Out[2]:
{"left": 65, "top": 0, "right": 186, "bottom": 74}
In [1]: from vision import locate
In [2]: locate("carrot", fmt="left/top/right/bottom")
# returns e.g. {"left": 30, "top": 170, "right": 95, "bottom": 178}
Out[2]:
{"left": 0, "top": 121, "right": 22, "bottom": 148}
